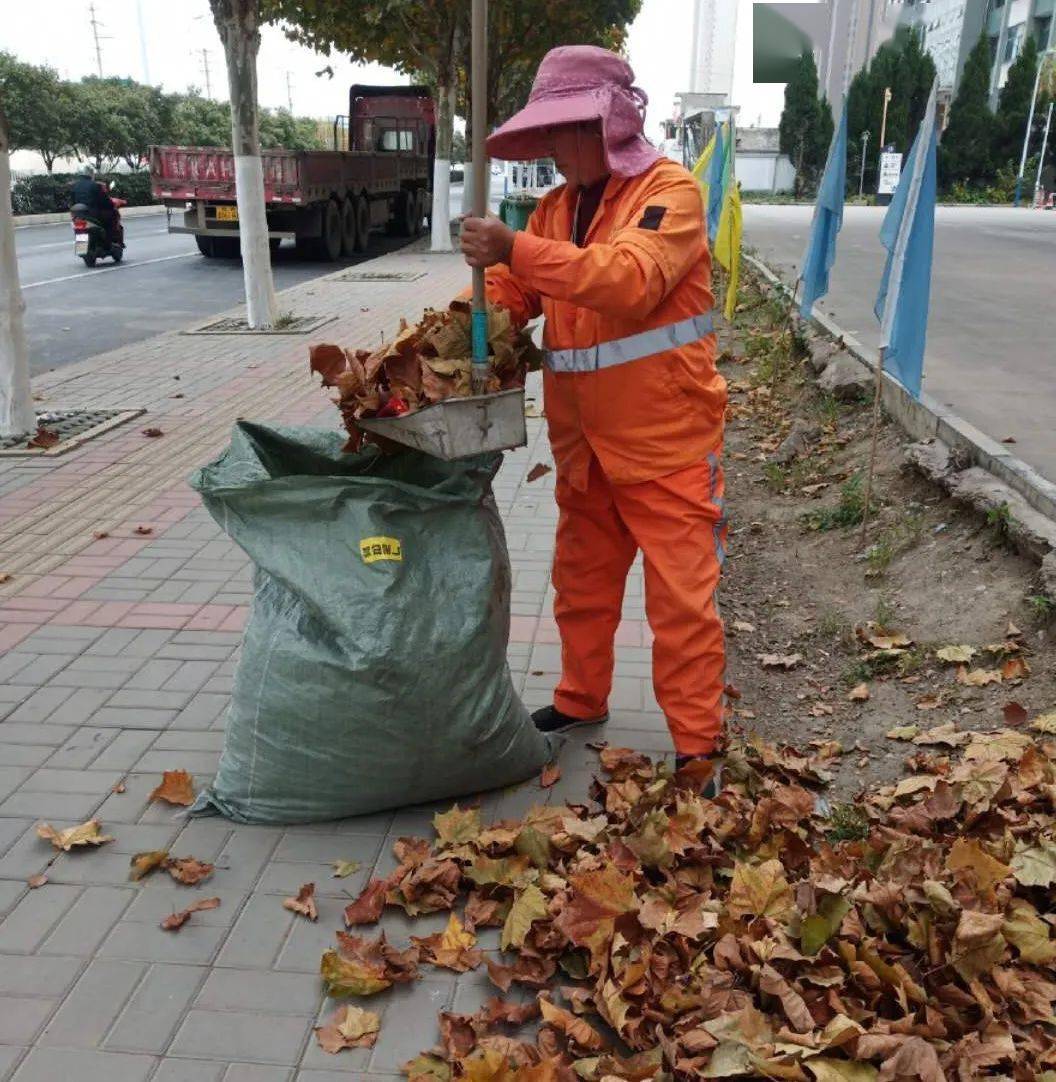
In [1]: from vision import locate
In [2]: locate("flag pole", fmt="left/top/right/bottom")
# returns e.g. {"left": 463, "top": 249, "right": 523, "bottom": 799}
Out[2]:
{"left": 859, "top": 347, "right": 885, "bottom": 546}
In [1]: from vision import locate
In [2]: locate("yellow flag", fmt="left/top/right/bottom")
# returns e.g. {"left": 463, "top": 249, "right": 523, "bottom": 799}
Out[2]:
{"left": 714, "top": 180, "right": 742, "bottom": 320}
{"left": 691, "top": 132, "right": 717, "bottom": 211}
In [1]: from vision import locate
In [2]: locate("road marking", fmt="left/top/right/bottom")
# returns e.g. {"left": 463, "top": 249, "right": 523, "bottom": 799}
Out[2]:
{"left": 21, "top": 229, "right": 172, "bottom": 254}
{"left": 22, "top": 252, "right": 197, "bottom": 290}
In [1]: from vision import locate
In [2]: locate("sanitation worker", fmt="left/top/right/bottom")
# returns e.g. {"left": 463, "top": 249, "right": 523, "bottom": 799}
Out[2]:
{"left": 460, "top": 46, "right": 727, "bottom": 784}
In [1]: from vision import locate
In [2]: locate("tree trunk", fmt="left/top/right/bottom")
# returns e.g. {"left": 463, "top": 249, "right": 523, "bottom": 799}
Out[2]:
{"left": 211, "top": 0, "right": 277, "bottom": 330}
{"left": 430, "top": 82, "right": 455, "bottom": 252}
{"left": 0, "top": 109, "right": 35, "bottom": 439}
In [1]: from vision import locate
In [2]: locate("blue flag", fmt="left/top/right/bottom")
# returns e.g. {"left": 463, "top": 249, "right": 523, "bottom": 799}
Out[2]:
{"left": 705, "top": 122, "right": 726, "bottom": 244}
{"left": 874, "top": 80, "right": 939, "bottom": 399}
{"left": 799, "top": 102, "right": 847, "bottom": 319}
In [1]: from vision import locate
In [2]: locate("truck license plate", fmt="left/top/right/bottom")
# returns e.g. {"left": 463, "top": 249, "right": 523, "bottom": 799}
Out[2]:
{"left": 216, "top": 205, "right": 238, "bottom": 221}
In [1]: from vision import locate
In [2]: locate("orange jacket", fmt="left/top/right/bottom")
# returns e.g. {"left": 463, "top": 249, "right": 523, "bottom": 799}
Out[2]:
{"left": 485, "top": 158, "right": 726, "bottom": 489}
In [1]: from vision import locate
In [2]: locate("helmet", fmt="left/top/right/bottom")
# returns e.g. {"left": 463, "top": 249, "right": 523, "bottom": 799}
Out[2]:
{"left": 80, "top": 163, "right": 96, "bottom": 178}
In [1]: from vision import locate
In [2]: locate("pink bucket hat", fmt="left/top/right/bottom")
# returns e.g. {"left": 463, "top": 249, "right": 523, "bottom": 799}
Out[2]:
{"left": 485, "top": 45, "right": 662, "bottom": 178}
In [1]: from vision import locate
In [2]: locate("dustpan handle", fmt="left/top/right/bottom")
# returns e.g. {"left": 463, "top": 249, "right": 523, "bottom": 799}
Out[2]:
{"left": 470, "top": 0, "right": 488, "bottom": 394}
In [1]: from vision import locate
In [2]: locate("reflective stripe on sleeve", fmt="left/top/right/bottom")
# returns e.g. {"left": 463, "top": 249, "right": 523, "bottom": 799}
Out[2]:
{"left": 543, "top": 312, "right": 714, "bottom": 373}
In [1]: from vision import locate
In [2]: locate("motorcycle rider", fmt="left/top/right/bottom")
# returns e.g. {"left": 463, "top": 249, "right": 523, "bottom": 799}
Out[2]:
{"left": 70, "top": 163, "right": 118, "bottom": 245}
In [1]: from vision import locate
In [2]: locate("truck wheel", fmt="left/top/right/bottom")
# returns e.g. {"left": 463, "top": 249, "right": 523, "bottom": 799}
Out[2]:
{"left": 340, "top": 198, "right": 357, "bottom": 257}
{"left": 316, "top": 199, "right": 342, "bottom": 261}
{"left": 354, "top": 196, "right": 370, "bottom": 252}
{"left": 214, "top": 237, "right": 241, "bottom": 259}
{"left": 195, "top": 235, "right": 216, "bottom": 258}
{"left": 269, "top": 237, "right": 281, "bottom": 255}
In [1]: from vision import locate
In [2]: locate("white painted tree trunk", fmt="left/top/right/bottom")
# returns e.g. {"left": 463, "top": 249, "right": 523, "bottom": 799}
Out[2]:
{"left": 211, "top": 0, "right": 277, "bottom": 330}
{"left": 0, "top": 111, "right": 35, "bottom": 439}
{"left": 430, "top": 83, "right": 455, "bottom": 252}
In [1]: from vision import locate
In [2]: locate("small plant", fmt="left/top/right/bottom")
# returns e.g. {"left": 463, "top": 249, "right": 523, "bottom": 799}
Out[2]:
{"left": 273, "top": 310, "right": 298, "bottom": 330}
{"left": 803, "top": 473, "right": 864, "bottom": 531}
{"left": 986, "top": 502, "right": 1013, "bottom": 541}
{"left": 897, "top": 646, "right": 926, "bottom": 677}
{"left": 762, "top": 462, "right": 787, "bottom": 492}
{"left": 1027, "top": 593, "right": 1055, "bottom": 622}
{"left": 808, "top": 392, "right": 841, "bottom": 429}
{"left": 865, "top": 511, "right": 925, "bottom": 576}
{"left": 826, "top": 802, "right": 870, "bottom": 842}
{"left": 873, "top": 593, "right": 898, "bottom": 629}
{"left": 865, "top": 534, "right": 896, "bottom": 576}
{"left": 817, "top": 609, "right": 856, "bottom": 651}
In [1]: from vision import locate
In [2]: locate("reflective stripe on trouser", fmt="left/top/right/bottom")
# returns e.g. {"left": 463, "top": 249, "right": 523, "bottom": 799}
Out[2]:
{"left": 552, "top": 454, "right": 727, "bottom": 757}
{"left": 544, "top": 312, "right": 714, "bottom": 372}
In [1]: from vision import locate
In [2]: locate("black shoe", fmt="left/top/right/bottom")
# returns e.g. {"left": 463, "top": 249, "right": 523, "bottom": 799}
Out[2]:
{"left": 531, "top": 705, "right": 608, "bottom": 734}
{"left": 675, "top": 755, "right": 722, "bottom": 798}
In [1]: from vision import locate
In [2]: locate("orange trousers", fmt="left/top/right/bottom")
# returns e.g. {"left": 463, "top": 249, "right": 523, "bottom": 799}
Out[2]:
{"left": 552, "top": 453, "right": 727, "bottom": 757}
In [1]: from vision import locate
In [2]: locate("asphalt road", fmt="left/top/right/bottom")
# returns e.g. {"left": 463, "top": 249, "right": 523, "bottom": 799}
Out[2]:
{"left": 14, "top": 175, "right": 508, "bottom": 376}
{"left": 743, "top": 204, "right": 1056, "bottom": 485}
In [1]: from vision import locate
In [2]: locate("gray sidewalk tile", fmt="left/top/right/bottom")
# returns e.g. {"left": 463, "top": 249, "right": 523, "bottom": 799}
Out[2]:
{"left": 107, "top": 690, "right": 196, "bottom": 711}
{"left": 170, "top": 694, "right": 229, "bottom": 731}
{"left": 0, "top": 768, "right": 34, "bottom": 804}
{"left": 0, "top": 823, "right": 52, "bottom": 883}
{"left": 169, "top": 1010, "right": 312, "bottom": 1067}
{"left": 0, "top": 1042, "right": 22, "bottom": 1079}
{"left": 123, "top": 888, "right": 247, "bottom": 929}
{"left": 215, "top": 894, "right": 294, "bottom": 970}
{"left": 104, "top": 962, "right": 207, "bottom": 1054}
{"left": 0, "top": 745, "right": 50, "bottom": 769}
{"left": 7, "top": 657, "right": 77, "bottom": 688}
{"left": 366, "top": 978, "right": 453, "bottom": 1074}
{"left": 90, "top": 730, "right": 159, "bottom": 772}
{"left": 86, "top": 708, "right": 179, "bottom": 730}
{"left": 123, "top": 659, "right": 182, "bottom": 691}
{"left": 97, "top": 919, "right": 227, "bottom": 965}
{"left": 0, "top": 790, "right": 104, "bottom": 821}
{"left": 0, "top": 956, "right": 82, "bottom": 997}
{"left": 38, "top": 885, "right": 134, "bottom": 954}
{"left": 10, "top": 1047, "right": 155, "bottom": 1082}
{"left": 0, "top": 997, "right": 56, "bottom": 1044}
{"left": 37, "top": 958, "right": 144, "bottom": 1048}
{"left": 194, "top": 969, "right": 320, "bottom": 1015}
{"left": 134, "top": 750, "right": 220, "bottom": 775}
{"left": 0, "top": 723, "right": 75, "bottom": 746}
{"left": 45, "top": 728, "right": 117, "bottom": 770}
{"left": 44, "top": 690, "right": 115, "bottom": 727}
{"left": 152, "top": 1063, "right": 223, "bottom": 1082}
{"left": 224, "top": 1067, "right": 293, "bottom": 1082}
{"left": 18, "top": 768, "right": 123, "bottom": 795}
{"left": 0, "top": 885, "right": 81, "bottom": 957}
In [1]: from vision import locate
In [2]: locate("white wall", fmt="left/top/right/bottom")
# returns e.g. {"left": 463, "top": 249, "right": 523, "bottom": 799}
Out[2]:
{"left": 737, "top": 153, "right": 796, "bottom": 192}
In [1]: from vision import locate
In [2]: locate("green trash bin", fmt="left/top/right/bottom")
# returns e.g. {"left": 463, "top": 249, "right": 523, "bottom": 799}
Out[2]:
{"left": 500, "top": 195, "right": 539, "bottom": 230}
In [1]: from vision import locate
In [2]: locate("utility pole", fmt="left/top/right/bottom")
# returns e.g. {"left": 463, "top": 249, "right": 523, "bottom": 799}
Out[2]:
{"left": 859, "top": 130, "right": 869, "bottom": 195}
{"left": 136, "top": 0, "right": 151, "bottom": 83}
{"left": 1014, "top": 39, "right": 1055, "bottom": 206}
{"left": 199, "top": 48, "right": 213, "bottom": 98}
{"left": 1035, "top": 100, "right": 1054, "bottom": 207}
{"left": 879, "top": 86, "right": 892, "bottom": 149}
{"left": 285, "top": 71, "right": 294, "bottom": 114}
{"left": 88, "top": 2, "right": 106, "bottom": 77}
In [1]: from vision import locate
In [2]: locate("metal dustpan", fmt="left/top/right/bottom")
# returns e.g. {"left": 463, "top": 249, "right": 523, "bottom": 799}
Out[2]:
{"left": 356, "top": 388, "right": 527, "bottom": 461}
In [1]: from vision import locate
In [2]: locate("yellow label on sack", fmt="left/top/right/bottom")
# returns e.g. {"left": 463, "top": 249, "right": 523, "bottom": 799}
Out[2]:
{"left": 360, "top": 536, "right": 403, "bottom": 564}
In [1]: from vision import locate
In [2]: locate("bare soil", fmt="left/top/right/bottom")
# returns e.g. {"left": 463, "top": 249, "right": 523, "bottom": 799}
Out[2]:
{"left": 716, "top": 275, "right": 1055, "bottom": 797}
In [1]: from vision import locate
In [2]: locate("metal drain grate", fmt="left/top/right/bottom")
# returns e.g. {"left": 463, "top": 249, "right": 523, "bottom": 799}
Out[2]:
{"left": 185, "top": 314, "right": 336, "bottom": 336}
{"left": 335, "top": 270, "right": 425, "bottom": 283}
{"left": 0, "top": 408, "right": 144, "bottom": 457}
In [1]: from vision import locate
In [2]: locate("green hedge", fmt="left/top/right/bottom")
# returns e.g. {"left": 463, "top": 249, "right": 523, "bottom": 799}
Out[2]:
{"left": 11, "top": 171, "right": 155, "bottom": 215}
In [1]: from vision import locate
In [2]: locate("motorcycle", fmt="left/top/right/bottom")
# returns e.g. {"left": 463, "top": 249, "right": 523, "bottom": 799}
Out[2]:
{"left": 70, "top": 184, "right": 127, "bottom": 267}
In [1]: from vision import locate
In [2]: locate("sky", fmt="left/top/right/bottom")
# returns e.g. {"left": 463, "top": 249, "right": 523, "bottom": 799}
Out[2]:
{"left": 4, "top": 0, "right": 786, "bottom": 157}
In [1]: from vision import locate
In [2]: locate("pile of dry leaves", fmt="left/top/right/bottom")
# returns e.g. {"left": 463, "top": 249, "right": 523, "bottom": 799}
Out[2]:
{"left": 318, "top": 722, "right": 1056, "bottom": 1081}
{"left": 309, "top": 301, "right": 542, "bottom": 451}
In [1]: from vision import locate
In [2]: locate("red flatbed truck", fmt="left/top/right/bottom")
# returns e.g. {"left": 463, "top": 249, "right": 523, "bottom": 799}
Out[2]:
{"left": 149, "top": 85, "right": 435, "bottom": 260}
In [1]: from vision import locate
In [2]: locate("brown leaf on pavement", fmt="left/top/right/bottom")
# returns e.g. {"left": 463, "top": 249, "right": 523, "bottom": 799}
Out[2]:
{"left": 160, "top": 896, "right": 220, "bottom": 931}
{"left": 1002, "top": 701, "right": 1028, "bottom": 726}
{"left": 344, "top": 878, "right": 389, "bottom": 925}
{"left": 411, "top": 912, "right": 482, "bottom": 972}
{"left": 133, "top": 525, "right": 153, "bottom": 535}
{"left": 848, "top": 682, "right": 870, "bottom": 702}
{"left": 757, "top": 652, "right": 804, "bottom": 670}
{"left": 315, "top": 1004, "right": 380, "bottom": 1053}
{"left": 148, "top": 770, "right": 195, "bottom": 807}
{"left": 27, "top": 874, "right": 47, "bottom": 889}
{"left": 37, "top": 819, "right": 114, "bottom": 851}
{"left": 283, "top": 882, "right": 318, "bottom": 921}
{"left": 128, "top": 850, "right": 169, "bottom": 881}
{"left": 163, "top": 856, "right": 214, "bottom": 885}
{"left": 526, "top": 463, "right": 552, "bottom": 483}
{"left": 539, "top": 762, "right": 561, "bottom": 789}
{"left": 141, "top": 427, "right": 164, "bottom": 438}
{"left": 27, "top": 427, "right": 60, "bottom": 449}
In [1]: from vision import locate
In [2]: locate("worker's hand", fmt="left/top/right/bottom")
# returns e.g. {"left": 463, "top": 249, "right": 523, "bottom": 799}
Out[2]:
{"left": 460, "top": 213, "right": 516, "bottom": 269}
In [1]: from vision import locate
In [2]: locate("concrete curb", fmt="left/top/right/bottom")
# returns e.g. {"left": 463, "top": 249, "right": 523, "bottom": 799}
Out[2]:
{"left": 744, "top": 252, "right": 1056, "bottom": 526}
{"left": 14, "top": 205, "right": 166, "bottom": 228}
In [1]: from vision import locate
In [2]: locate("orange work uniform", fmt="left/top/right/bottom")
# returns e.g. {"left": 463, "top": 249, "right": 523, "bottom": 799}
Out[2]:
{"left": 484, "top": 157, "right": 728, "bottom": 756}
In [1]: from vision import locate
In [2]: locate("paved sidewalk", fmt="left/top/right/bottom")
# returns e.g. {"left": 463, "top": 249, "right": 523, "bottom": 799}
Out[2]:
{"left": 0, "top": 244, "right": 671, "bottom": 1080}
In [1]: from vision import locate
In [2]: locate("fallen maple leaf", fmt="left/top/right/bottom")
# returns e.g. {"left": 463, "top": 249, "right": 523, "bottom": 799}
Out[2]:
{"left": 858, "top": 624, "right": 911, "bottom": 650}
{"left": 526, "top": 463, "right": 552, "bottom": 483}
{"left": 433, "top": 805, "right": 481, "bottom": 846}
{"left": 331, "top": 859, "right": 361, "bottom": 878}
{"left": 500, "top": 883, "right": 549, "bottom": 951}
{"left": 111, "top": 781, "right": 126, "bottom": 794}
{"left": 727, "top": 859, "right": 794, "bottom": 922}
{"left": 27, "top": 427, "right": 60, "bottom": 449}
{"left": 161, "top": 896, "right": 220, "bottom": 931}
{"left": 27, "top": 874, "right": 47, "bottom": 889}
{"left": 142, "top": 427, "right": 164, "bottom": 438}
{"left": 133, "top": 525, "right": 153, "bottom": 535}
{"left": 344, "top": 878, "right": 388, "bottom": 925}
{"left": 148, "top": 770, "right": 195, "bottom": 807}
{"left": 315, "top": 1004, "right": 380, "bottom": 1053}
{"left": 936, "top": 644, "right": 976, "bottom": 663}
{"left": 0, "top": 572, "right": 12, "bottom": 583}
{"left": 37, "top": 819, "right": 113, "bottom": 851}
{"left": 163, "top": 856, "right": 214, "bottom": 885}
{"left": 283, "top": 882, "right": 318, "bottom": 921}
{"left": 757, "top": 652, "right": 803, "bottom": 670}
{"left": 1002, "top": 701, "right": 1028, "bottom": 727}
{"left": 1001, "top": 656, "right": 1030, "bottom": 681}
{"left": 538, "top": 996, "right": 607, "bottom": 1052}
{"left": 539, "top": 762, "right": 561, "bottom": 788}
{"left": 957, "top": 666, "right": 1003, "bottom": 687}
{"left": 412, "top": 912, "right": 482, "bottom": 972}
{"left": 128, "top": 850, "right": 169, "bottom": 881}
{"left": 847, "top": 682, "right": 870, "bottom": 702}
